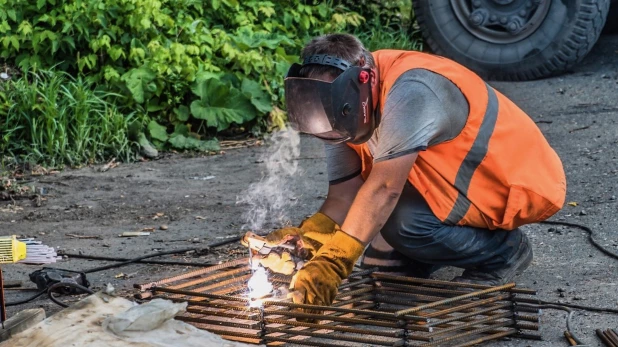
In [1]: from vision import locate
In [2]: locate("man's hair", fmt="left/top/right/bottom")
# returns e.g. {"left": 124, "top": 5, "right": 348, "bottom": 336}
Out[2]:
{"left": 299, "top": 34, "right": 375, "bottom": 79}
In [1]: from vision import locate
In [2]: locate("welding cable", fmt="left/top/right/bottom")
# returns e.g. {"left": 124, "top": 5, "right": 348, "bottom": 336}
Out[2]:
{"left": 47, "top": 282, "right": 95, "bottom": 308}
{"left": 81, "top": 235, "right": 243, "bottom": 274}
{"left": 3, "top": 235, "right": 244, "bottom": 307}
{"left": 4, "top": 289, "right": 47, "bottom": 307}
{"left": 539, "top": 220, "right": 618, "bottom": 260}
{"left": 59, "top": 253, "right": 215, "bottom": 267}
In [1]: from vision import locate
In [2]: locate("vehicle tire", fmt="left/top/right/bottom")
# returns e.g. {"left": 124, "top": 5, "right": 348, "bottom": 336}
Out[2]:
{"left": 602, "top": 1, "right": 618, "bottom": 33}
{"left": 413, "top": 0, "right": 611, "bottom": 81}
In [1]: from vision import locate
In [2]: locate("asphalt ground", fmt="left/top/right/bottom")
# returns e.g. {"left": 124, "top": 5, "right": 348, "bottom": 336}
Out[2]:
{"left": 0, "top": 34, "right": 616, "bottom": 346}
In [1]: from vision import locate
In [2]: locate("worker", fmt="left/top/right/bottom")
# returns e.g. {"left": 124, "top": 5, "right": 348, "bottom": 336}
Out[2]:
{"left": 249, "top": 34, "right": 566, "bottom": 309}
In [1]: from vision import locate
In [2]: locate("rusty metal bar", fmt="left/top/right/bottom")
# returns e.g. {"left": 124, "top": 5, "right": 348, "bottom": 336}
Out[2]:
{"left": 376, "top": 291, "right": 512, "bottom": 319}
{"left": 452, "top": 329, "right": 518, "bottom": 347}
{"left": 605, "top": 329, "right": 618, "bottom": 347}
{"left": 428, "top": 302, "right": 512, "bottom": 327}
{"left": 260, "top": 299, "right": 428, "bottom": 322}
{"left": 153, "top": 286, "right": 250, "bottom": 303}
{"left": 426, "top": 311, "right": 512, "bottom": 339}
{"left": 264, "top": 309, "right": 426, "bottom": 330}
{"left": 135, "top": 258, "right": 248, "bottom": 290}
{"left": 263, "top": 335, "right": 386, "bottom": 347}
{"left": 423, "top": 294, "right": 511, "bottom": 318}
{"left": 372, "top": 273, "right": 536, "bottom": 295}
{"left": 596, "top": 329, "right": 617, "bottom": 347}
{"left": 186, "top": 307, "right": 259, "bottom": 320}
{"left": 168, "top": 266, "right": 249, "bottom": 290}
{"left": 334, "top": 286, "right": 374, "bottom": 299}
{"left": 338, "top": 277, "right": 373, "bottom": 290}
{"left": 515, "top": 313, "right": 540, "bottom": 323}
{"left": 395, "top": 283, "right": 516, "bottom": 316}
{"left": 138, "top": 258, "right": 539, "bottom": 347}
{"left": 332, "top": 294, "right": 375, "bottom": 307}
{"left": 263, "top": 317, "right": 404, "bottom": 338}
{"left": 177, "top": 315, "right": 260, "bottom": 330}
{"left": 377, "top": 281, "right": 516, "bottom": 302}
{"left": 266, "top": 327, "right": 398, "bottom": 346}
{"left": 419, "top": 320, "right": 515, "bottom": 346}
{"left": 377, "top": 281, "right": 475, "bottom": 298}
{"left": 515, "top": 322, "right": 539, "bottom": 331}
{"left": 174, "top": 273, "right": 252, "bottom": 297}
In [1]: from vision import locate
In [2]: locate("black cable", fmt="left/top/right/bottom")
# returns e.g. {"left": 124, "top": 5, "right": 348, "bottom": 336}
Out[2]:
{"left": 47, "top": 282, "right": 95, "bottom": 308}
{"left": 539, "top": 220, "right": 618, "bottom": 260}
{"left": 81, "top": 235, "right": 242, "bottom": 274}
{"left": 3, "top": 235, "right": 244, "bottom": 308}
{"left": 82, "top": 247, "right": 201, "bottom": 273}
{"left": 533, "top": 220, "right": 618, "bottom": 345}
{"left": 59, "top": 253, "right": 216, "bottom": 267}
{"left": 5, "top": 289, "right": 47, "bottom": 307}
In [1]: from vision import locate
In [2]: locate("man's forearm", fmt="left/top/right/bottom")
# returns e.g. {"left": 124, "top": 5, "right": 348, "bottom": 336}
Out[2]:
{"left": 341, "top": 179, "right": 402, "bottom": 244}
{"left": 318, "top": 175, "right": 364, "bottom": 225}
{"left": 319, "top": 197, "right": 350, "bottom": 226}
{"left": 340, "top": 153, "right": 418, "bottom": 244}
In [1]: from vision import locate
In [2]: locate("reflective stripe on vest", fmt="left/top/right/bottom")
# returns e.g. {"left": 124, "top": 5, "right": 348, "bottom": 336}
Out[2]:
{"left": 444, "top": 84, "right": 499, "bottom": 225}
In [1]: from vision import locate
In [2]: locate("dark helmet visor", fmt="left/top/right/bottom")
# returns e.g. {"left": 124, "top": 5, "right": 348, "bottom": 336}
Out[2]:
{"left": 285, "top": 76, "right": 337, "bottom": 135}
{"left": 285, "top": 63, "right": 374, "bottom": 144}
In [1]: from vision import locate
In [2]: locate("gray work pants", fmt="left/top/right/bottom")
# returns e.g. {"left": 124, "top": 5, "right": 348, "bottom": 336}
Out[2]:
{"left": 363, "top": 182, "right": 527, "bottom": 278}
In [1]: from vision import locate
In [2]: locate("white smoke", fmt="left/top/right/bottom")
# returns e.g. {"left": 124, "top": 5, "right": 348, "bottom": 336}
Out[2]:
{"left": 237, "top": 129, "right": 302, "bottom": 231}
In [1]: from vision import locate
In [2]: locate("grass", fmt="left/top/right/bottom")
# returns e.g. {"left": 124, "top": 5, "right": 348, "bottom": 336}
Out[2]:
{"left": 353, "top": 0, "right": 424, "bottom": 52}
{"left": 0, "top": 69, "right": 138, "bottom": 168}
{"left": 357, "top": 24, "right": 424, "bottom": 52}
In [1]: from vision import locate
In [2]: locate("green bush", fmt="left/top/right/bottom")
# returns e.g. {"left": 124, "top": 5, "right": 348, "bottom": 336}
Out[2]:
{"left": 0, "top": 0, "right": 364, "bottom": 152}
{"left": 0, "top": 70, "right": 137, "bottom": 167}
{"left": 1, "top": 1, "right": 421, "bottom": 167}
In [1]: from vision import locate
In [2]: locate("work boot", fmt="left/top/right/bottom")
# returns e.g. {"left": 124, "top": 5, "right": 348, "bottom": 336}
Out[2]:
{"left": 452, "top": 233, "right": 533, "bottom": 286}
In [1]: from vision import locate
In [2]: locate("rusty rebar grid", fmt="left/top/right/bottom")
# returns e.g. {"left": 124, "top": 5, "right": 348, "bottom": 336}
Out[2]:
{"left": 135, "top": 258, "right": 542, "bottom": 346}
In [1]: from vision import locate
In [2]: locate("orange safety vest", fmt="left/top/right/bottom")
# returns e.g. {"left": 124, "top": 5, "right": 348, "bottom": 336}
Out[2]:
{"left": 348, "top": 50, "right": 566, "bottom": 230}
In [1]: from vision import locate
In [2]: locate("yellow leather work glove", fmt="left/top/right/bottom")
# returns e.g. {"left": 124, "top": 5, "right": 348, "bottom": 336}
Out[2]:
{"left": 289, "top": 229, "right": 365, "bottom": 310}
{"left": 265, "top": 212, "right": 338, "bottom": 255}
{"left": 242, "top": 213, "right": 338, "bottom": 275}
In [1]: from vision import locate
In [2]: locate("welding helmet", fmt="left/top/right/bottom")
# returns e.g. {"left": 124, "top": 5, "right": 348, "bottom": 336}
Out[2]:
{"left": 285, "top": 54, "right": 378, "bottom": 144}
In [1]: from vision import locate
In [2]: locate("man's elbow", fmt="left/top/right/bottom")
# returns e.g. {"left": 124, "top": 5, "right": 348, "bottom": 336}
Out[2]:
{"left": 377, "top": 183, "right": 403, "bottom": 203}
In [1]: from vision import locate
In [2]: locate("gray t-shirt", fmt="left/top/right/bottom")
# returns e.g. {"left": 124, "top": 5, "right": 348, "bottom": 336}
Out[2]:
{"left": 325, "top": 69, "right": 469, "bottom": 184}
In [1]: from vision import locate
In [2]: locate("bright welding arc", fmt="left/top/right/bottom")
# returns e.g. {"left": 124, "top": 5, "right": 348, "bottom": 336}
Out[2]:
{"left": 247, "top": 266, "right": 273, "bottom": 307}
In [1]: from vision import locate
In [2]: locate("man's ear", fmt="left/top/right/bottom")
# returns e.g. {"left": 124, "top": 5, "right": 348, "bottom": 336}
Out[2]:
{"left": 370, "top": 68, "right": 380, "bottom": 110}
{"left": 370, "top": 68, "right": 379, "bottom": 88}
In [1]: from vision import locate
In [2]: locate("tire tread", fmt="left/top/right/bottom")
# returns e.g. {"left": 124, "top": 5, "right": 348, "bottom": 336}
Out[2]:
{"left": 414, "top": 0, "right": 610, "bottom": 81}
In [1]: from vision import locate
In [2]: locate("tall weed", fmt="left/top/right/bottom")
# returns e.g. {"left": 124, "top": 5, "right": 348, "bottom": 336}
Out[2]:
{"left": 0, "top": 70, "right": 137, "bottom": 167}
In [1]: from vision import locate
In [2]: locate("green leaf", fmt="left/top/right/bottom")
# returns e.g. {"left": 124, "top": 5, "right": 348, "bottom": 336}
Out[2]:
{"left": 211, "top": 0, "right": 220, "bottom": 10}
{"left": 241, "top": 79, "right": 272, "bottom": 114}
{"left": 7, "top": 10, "right": 16, "bottom": 22}
{"left": 121, "top": 67, "right": 156, "bottom": 103}
{"left": 168, "top": 134, "right": 219, "bottom": 151}
{"left": 190, "top": 78, "right": 256, "bottom": 131}
{"left": 231, "top": 27, "right": 294, "bottom": 50}
{"left": 62, "top": 36, "right": 75, "bottom": 50}
{"left": 173, "top": 123, "right": 190, "bottom": 136}
{"left": 300, "top": 16, "right": 310, "bottom": 30}
{"left": 147, "top": 120, "right": 169, "bottom": 142}
{"left": 0, "top": 21, "right": 10, "bottom": 34}
{"left": 223, "top": 0, "right": 238, "bottom": 8}
{"left": 174, "top": 105, "right": 190, "bottom": 122}
{"left": 9, "top": 36, "right": 19, "bottom": 51}
{"left": 17, "top": 21, "right": 32, "bottom": 36}
{"left": 36, "top": 0, "right": 46, "bottom": 10}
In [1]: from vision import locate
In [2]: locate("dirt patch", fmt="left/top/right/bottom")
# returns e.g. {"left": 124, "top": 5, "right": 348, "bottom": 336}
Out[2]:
{"left": 1, "top": 35, "right": 618, "bottom": 346}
